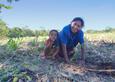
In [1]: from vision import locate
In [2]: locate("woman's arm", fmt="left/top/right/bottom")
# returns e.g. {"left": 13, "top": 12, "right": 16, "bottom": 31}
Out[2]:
{"left": 62, "top": 44, "right": 70, "bottom": 63}
{"left": 81, "top": 43, "right": 85, "bottom": 60}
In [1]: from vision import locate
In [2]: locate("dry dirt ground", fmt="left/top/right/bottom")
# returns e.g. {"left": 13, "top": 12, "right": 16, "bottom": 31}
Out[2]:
{"left": 0, "top": 40, "right": 115, "bottom": 82}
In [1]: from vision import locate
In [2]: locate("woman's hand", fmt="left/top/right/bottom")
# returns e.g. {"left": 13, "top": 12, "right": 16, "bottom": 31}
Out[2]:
{"left": 65, "top": 58, "right": 70, "bottom": 63}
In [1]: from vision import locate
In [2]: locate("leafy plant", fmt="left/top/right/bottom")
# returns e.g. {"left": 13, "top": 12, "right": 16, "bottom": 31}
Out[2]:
{"left": 6, "top": 39, "right": 18, "bottom": 51}
{"left": 13, "top": 77, "right": 18, "bottom": 82}
{"left": 31, "top": 39, "right": 37, "bottom": 47}
{"left": 6, "top": 38, "right": 22, "bottom": 52}
{"left": 0, "top": 67, "right": 33, "bottom": 82}
{"left": 38, "top": 42, "right": 45, "bottom": 51}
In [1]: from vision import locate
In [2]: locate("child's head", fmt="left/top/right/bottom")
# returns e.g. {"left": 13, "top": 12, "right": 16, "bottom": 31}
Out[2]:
{"left": 71, "top": 17, "right": 84, "bottom": 33}
{"left": 49, "top": 29, "right": 58, "bottom": 41}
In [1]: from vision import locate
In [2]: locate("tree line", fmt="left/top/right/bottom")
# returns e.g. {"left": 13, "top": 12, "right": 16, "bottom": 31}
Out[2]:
{"left": 1, "top": 19, "right": 115, "bottom": 39}
{"left": 86, "top": 28, "right": 115, "bottom": 33}
{"left": 0, "top": 19, "right": 49, "bottom": 39}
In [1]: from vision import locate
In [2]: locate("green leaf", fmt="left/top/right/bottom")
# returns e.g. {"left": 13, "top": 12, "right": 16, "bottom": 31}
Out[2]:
{"left": 26, "top": 75, "right": 32, "bottom": 81}
{"left": 4, "top": 6, "right": 12, "bottom": 9}
{"left": 13, "top": 77, "right": 18, "bottom": 82}
{"left": 1, "top": 76, "right": 8, "bottom": 82}
{"left": 0, "top": 4, "right": 12, "bottom": 9}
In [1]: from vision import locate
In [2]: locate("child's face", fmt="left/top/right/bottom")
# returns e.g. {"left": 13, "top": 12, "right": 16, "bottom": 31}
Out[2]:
{"left": 49, "top": 31, "right": 57, "bottom": 41}
{"left": 71, "top": 20, "right": 82, "bottom": 33}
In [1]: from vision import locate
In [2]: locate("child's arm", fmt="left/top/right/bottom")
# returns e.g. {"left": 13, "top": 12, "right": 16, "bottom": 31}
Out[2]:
{"left": 52, "top": 47, "right": 59, "bottom": 58}
{"left": 43, "top": 39, "right": 52, "bottom": 57}
{"left": 45, "top": 40, "right": 53, "bottom": 48}
{"left": 44, "top": 46, "right": 51, "bottom": 57}
{"left": 44, "top": 41, "right": 53, "bottom": 55}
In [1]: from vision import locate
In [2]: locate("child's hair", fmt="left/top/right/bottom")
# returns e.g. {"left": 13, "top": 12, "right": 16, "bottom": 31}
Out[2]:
{"left": 49, "top": 29, "right": 58, "bottom": 35}
{"left": 72, "top": 17, "right": 84, "bottom": 27}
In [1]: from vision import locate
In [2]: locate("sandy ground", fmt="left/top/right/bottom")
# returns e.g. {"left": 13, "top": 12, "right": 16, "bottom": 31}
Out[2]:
{"left": 0, "top": 40, "right": 115, "bottom": 82}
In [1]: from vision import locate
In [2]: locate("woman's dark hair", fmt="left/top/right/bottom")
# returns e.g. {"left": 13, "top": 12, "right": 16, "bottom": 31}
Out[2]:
{"left": 72, "top": 17, "right": 84, "bottom": 27}
{"left": 49, "top": 29, "right": 58, "bottom": 35}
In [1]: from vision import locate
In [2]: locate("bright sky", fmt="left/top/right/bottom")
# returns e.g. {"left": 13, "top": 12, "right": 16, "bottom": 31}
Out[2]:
{"left": 0, "top": 0, "right": 115, "bottom": 30}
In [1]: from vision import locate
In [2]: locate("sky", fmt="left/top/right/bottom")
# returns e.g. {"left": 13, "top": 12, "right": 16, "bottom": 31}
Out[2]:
{"left": 0, "top": 0, "right": 115, "bottom": 31}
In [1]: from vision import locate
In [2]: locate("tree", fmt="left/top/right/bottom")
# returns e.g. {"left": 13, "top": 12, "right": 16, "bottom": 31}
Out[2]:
{"left": 8, "top": 27, "right": 24, "bottom": 38}
{"left": 7, "top": 0, "right": 19, "bottom": 3}
{"left": 22, "top": 28, "right": 35, "bottom": 37}
{"left": 0, "top": 19, "right": 9, "bottom": 38}
{"left": 86, "top": 29, "right": 96, "bottom": 33}
{"left": 103, "top": 27, "right": 115, "bottom": 32}
{"left": 0, "top": 0, "right": 19, "bottom": 12}
{"left": 39, "top": 30, "right": 49, "bottom": 36}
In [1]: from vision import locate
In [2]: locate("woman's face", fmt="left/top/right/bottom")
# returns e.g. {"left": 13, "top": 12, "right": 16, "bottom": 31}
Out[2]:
{"left": 71, "top": 20, "right": 82, "bottom": 33}
{"left": 49, "top": 31, "right": 57, "bottom": 41}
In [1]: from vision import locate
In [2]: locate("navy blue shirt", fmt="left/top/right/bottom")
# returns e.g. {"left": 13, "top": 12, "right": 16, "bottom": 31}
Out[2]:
{"left": 59, "top": 24, "right": 84, "bottom": 48}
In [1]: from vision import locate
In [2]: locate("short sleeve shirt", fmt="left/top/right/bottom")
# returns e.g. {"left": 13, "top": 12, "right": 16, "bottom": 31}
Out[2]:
{"left": 59, "top": 24, "right": 84, "bottom": 48}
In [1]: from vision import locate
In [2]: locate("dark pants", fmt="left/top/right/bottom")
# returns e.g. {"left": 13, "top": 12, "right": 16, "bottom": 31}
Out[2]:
{"left": 58, "top": 47, "right": 74, "bottom": 59}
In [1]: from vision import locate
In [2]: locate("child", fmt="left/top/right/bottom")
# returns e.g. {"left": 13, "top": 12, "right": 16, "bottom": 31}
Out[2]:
{"left": 40, "top": 29, "right": 59, "bottom": 59}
